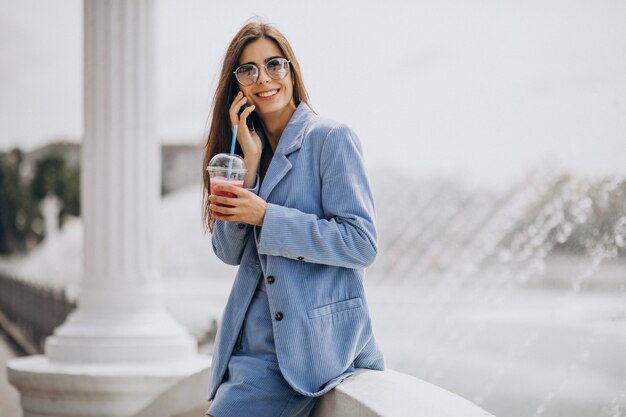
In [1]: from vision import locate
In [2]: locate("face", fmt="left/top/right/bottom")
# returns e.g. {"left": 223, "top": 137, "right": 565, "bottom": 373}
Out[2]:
{"left": 236, "top": 38, "right": 295, "bottom": 117}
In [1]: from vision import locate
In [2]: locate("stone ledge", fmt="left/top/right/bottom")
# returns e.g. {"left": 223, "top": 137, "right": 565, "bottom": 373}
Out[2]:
{"left": 312, "top": 368, "right": 495, "bottom": 417}
{"left": 7, "top": 355, "right": 211, "bottom": 417}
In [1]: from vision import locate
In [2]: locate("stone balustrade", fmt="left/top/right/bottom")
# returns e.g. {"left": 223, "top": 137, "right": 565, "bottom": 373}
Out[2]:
{"left": 134, "top": 366, "right": 496, "bottom": 417}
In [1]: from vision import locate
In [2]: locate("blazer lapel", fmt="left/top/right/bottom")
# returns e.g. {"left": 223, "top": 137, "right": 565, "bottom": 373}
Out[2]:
{"left": 260, "top": 103, "right": 316, "bottom": 201}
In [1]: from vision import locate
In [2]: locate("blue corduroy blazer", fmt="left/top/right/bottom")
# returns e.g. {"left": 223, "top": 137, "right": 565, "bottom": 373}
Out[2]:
{"left": 208, "top": 102, "right": 384, "bottom": 399}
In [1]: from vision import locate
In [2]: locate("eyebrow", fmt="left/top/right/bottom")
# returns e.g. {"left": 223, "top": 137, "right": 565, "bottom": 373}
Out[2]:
{"left": 239, "top": 56, "right": 284, "bottom": 66}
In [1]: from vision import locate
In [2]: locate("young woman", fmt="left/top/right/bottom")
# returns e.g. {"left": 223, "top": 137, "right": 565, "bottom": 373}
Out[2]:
{"left": 202, "top": 20, "right": 384, "bottom": 417}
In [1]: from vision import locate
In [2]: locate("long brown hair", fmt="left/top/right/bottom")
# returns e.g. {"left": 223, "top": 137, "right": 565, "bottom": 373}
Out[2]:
{"left": 202, "top": 20, "right": 311, "bottom": 233}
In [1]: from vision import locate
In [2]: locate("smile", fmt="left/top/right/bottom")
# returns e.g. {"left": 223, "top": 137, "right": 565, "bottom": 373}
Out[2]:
{"left": 256, "top": 89, "right": 279, "bottom": 98}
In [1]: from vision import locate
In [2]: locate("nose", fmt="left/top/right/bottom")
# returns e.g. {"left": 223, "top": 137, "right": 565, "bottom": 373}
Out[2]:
{"left": 256, "top": 65, "right": 271, "bottom": 84}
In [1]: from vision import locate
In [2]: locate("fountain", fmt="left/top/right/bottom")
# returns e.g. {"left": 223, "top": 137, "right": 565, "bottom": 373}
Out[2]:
{"left": 368, "top": 169, "right": 626, "bottom": 417}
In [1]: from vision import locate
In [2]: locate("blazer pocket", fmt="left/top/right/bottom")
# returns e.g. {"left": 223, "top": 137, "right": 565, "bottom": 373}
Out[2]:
{"left": 307, "top": 297, "right": 363, "bottom": 319}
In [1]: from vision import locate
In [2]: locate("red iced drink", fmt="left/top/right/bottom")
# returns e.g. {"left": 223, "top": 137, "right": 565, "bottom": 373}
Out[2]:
{"left": 210, "top": 177, "right": 244, "bottom": 216}
{"left": 207, "top": 153, "right": 247, "bottom": 216}
{"left": 210, "top": 176, "right": 244, "bottom": 199}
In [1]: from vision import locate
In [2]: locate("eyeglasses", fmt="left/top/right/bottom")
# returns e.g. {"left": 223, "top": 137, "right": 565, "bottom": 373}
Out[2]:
{"left": 233, "top": 57, "right": 291, "bottom": 86}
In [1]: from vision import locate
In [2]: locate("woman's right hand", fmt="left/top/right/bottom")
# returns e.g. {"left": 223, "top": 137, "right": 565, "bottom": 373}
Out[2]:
{"left": 229, "top": 92, "right": 262, "bottom": 160}
{"left": 229, "top": 92, "right": 261, "bottom": 188}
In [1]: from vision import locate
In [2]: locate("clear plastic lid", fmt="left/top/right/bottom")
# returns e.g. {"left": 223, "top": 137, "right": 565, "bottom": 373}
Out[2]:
{"left": 207, "top": 153, "right": 247, "bottom": 173}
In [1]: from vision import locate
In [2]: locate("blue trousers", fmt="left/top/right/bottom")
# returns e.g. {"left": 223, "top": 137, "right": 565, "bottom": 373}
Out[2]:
{"left": 207, "top": 277, "right": 318, "bottom": 417}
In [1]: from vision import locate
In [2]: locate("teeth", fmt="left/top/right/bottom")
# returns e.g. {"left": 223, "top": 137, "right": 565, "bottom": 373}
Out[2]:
{"left": 258, "top": 89, "right": 278, "bottom": 98}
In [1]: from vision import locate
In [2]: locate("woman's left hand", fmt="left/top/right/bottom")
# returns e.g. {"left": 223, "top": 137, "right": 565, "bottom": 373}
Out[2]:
{"left": 209, "top": 185, "right": 268, "bottom": 226}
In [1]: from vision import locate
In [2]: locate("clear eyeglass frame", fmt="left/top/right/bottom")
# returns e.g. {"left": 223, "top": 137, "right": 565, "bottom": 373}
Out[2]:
{"left": 233, "top": 57, "right": 291, "bottom": 86}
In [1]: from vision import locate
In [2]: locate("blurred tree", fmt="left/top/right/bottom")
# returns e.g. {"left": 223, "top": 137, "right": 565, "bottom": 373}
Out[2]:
{"left": 0, "top": 149, "right": 42, "bottom": 254}
{"left": 30, "top": 154, "right": 80, "bottom": 228}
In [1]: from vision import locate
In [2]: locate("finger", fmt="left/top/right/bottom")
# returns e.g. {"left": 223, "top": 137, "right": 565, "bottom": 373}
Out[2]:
{"left": 212, "top": 212, "right": 234, "bottom": 220}
{"left": 213, "top": 184, "right": 246, "bottom": 197}
{"left": 228, "top": 91, "right": 242, "bottom": 115}
{"left": 209, "top": 195, "right": 243, "bottom": 207}
{"left": 236, "top": 95, "right": 248, "bottom": 109}
{"left": 209, "top": 194, "right": 237, "bottom": 206}
{"left": 240, "top": 103, "right": 255, "bottom": 118}
{"left": 239, "top": 104, "right": 256, "bottom": 130}
{"left": 228, "top": 93, "right": 247, "bottom": 126}
{"left": 210, "top": 203, "right": 236, "bottom": 215}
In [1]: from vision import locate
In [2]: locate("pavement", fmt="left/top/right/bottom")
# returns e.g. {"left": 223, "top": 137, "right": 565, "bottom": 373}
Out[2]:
{"left": 0, "top": 334, "right": 21, "bottom": 417}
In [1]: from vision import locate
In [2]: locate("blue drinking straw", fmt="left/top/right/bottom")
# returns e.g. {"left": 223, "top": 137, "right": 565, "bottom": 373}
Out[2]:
{"left": 228, "top": 124, "right": 238, "bottom": 180}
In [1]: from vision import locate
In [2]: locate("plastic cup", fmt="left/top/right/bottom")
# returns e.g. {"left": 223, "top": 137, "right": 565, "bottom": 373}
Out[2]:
{"left": 207, "top": 153, "right": 247, "bottom": 216}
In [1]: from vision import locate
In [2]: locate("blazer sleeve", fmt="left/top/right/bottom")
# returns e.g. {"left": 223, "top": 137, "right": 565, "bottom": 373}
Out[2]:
{"left": 211, "top": 174, "right": 259, "bottom": 265}
{"left": 257, "top": 124, "right": 378, "bottom": 269}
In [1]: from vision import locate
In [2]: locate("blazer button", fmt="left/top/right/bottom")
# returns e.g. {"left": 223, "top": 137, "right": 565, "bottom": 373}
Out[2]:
{"left": 266, "top": 275, "right": 275, "bottom": 284}
{"left": 275, "top": 312, "right": 284, "bottom": 321}
{"left": 237, "top": 223, "right": 245, "bottom": 229}
{"left": 297, "top": 256, "right": 304, "bottom": 261}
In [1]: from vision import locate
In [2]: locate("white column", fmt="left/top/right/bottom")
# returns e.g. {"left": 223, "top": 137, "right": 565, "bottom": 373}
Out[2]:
{"left": 44, "top": 0, "right": 195, "bottom": 364}
{"left": 7, "top": 1, "right": 211, "bottom": 415}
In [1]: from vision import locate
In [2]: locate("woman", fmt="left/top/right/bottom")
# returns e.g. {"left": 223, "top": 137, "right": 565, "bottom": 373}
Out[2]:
{"left": 202, "top": 20, "right": 384, "bottom": 417}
